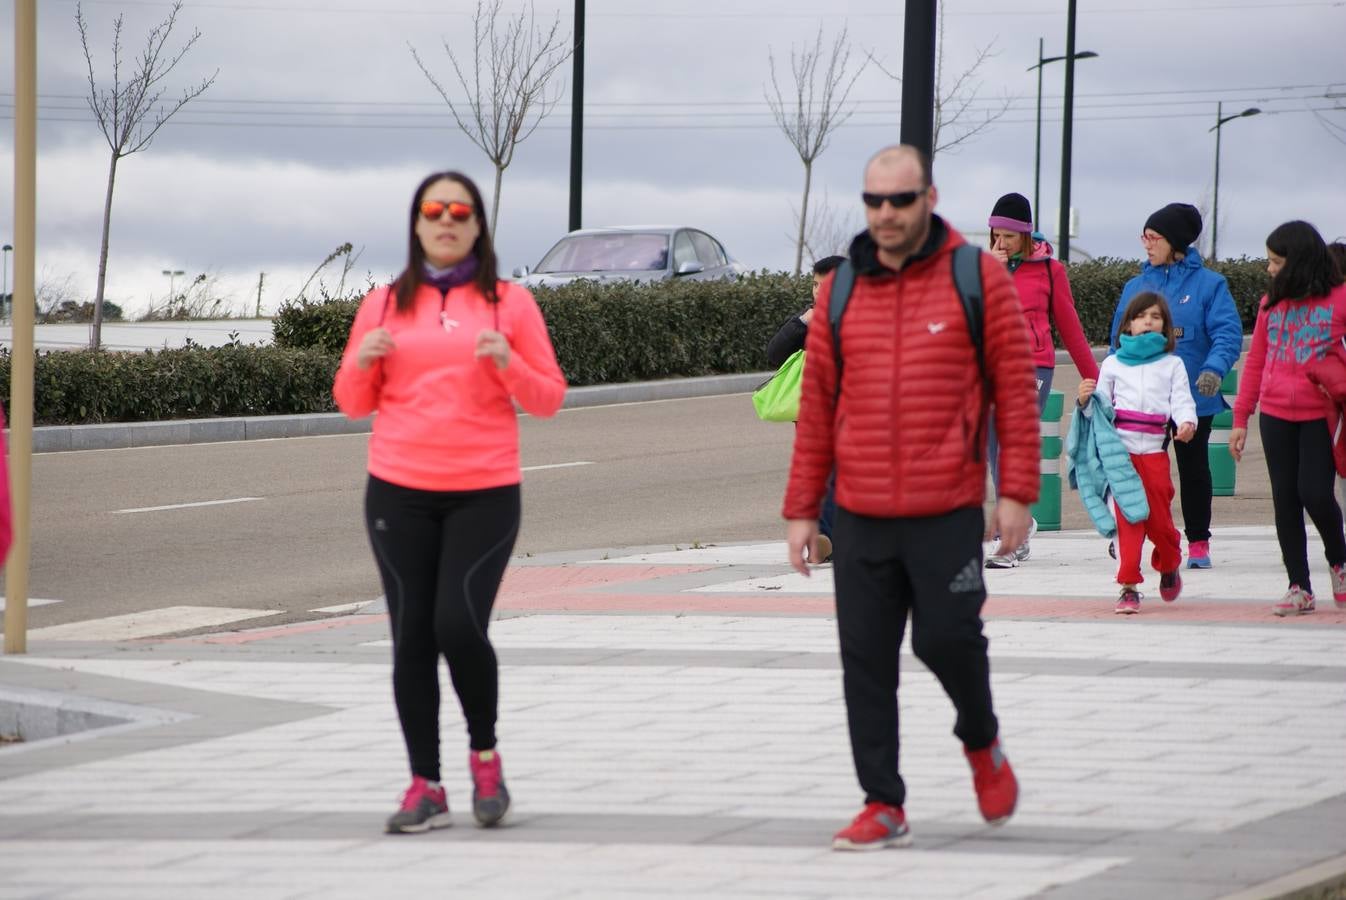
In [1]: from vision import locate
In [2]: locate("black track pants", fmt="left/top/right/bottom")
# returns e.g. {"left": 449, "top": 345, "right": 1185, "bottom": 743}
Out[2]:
{"left": 365, "top": 475, "right": 520, "bottom": 783}
{"left": 832, "top": 506, "right": 1000, "bottom": 808}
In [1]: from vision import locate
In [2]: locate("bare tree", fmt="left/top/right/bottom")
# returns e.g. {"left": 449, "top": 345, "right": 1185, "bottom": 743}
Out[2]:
{"left": 77, "top": 1, "right": 217, "bottom": 350}
{"left": 790, "top": 187, "right": 861, "bottom": 265}
{"left": 766, "top": 26, "right": 865, "bottom": 276}
{"left": 868, "top": 7, "right": 1012, "bottom": 159}
{"left": 409, "top": 0, "right": 572, "bottom": 235}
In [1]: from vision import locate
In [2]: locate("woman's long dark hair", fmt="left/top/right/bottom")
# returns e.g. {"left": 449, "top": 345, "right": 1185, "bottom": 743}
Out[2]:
{"left": 392, "top": 171, "right": 499, "bottom": 314}
{"left": 1265, "top": 220, "right": 1344, "bottom": 308}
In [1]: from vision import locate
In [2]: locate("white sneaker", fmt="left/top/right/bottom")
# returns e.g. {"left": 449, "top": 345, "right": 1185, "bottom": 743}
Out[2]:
{"left": 990, "top": 518, "right": 1037, "bottom": 567}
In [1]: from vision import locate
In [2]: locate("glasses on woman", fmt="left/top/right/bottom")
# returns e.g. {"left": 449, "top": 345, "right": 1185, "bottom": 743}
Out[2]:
{"left": 1139, "top": 232, "right": 1163, "bottom": 245}
{"left": 421, "top": 200, "right": 474, "bottom": 223}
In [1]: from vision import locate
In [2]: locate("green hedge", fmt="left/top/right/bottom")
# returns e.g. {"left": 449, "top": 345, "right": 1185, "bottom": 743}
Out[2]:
{"left": 0, "top": 345, "right": 338, "bottom": 425}
{"left": 1065, "top": 255, "right": 1267, "bottom": 345}
{"left": 272, "top": 286, "right": 363, "bottom": 356}
{"left": 13, "top": 257, "right": 1270, "bottom": 426}
{"left": 273, "top": 272, "right": 811, "bottom": 386}
{"left": 273, "top": 257, "right": 1270, "bottom": 373}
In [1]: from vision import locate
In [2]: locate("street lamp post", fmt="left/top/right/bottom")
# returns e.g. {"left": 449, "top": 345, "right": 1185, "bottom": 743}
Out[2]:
{"left": 1209, "top": 101, "right": 1261, "bottom": 261}
{"left": 162, "top": 269, "right": 185, "bottom": 309}
{"left": 1027, "top": 40, "right": 1097, "bottom": 232}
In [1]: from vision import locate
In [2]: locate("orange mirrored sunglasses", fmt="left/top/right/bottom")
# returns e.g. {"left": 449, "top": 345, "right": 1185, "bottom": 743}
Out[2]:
{"left": 420, "top": 200, "right": 474, "bottom": 223}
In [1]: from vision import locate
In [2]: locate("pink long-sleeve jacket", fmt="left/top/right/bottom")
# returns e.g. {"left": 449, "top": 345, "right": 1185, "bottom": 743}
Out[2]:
{"left": 333, "top": 280, "right": 567, "bottom": 492}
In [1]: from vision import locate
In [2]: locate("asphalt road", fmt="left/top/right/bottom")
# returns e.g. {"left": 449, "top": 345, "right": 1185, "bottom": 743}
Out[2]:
{"left": 2, "top": 389, "right": 1273, "bottom": 635}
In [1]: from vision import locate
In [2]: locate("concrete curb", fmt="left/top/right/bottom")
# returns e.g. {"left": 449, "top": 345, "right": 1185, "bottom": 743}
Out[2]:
{"left": 27, "top": 372, "right": 769, "bottom": 453}
{"left": 1218, "top": 854, "right": 1346, "bottom": 900}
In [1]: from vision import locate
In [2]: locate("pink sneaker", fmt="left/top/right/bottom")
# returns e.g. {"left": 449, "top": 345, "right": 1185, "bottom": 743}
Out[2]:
{"left": 1332, "top": 564, "right": 1346, "bottom": 610}
{"left": 1187, "top": 540, "right": 1211, "bottom": 569}
{"left": 469, "top": 749, "right": 511, "bottom": 827}
{"left": 385, "top": 775, "right": 450, "bottom": 834}
{"left": 1159, "top": 569, "right": 1182, "bottom": 603}
{"left": 1272, "top": 586, "right": 1315, "bottom": 617}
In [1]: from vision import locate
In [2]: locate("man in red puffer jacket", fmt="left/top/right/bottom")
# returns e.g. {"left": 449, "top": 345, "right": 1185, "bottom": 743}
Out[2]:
{"left": 782, "top": 144, "right": 1040, "bottom": 852}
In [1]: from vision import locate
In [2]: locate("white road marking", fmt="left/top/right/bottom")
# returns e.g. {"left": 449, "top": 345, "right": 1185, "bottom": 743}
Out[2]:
{"left": 26, "top": 606, "right": 282, "bottom": 641}
{"left": 308, "top": 602, "right": 373, "bottom": 615}
{"left": 111, "top": 497, "right": 263, "bottom": 515}
{"left": 0, "top": 597, "right": 61, "bottom": 611}
{"left": 521, "top": 461, "right": 593, "bottom": 472}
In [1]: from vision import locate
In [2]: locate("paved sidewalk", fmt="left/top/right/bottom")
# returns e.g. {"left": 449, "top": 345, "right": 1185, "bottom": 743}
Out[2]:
{"left": 2, "top": 527, "right": 1344, "bottom": 900}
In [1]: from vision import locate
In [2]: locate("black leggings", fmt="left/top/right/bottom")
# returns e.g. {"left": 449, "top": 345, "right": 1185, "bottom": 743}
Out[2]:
{"left": 1259, "top": 414, "right": 1346, "bottom": 594}
{"left": 1173, "top": 414, "right": 1214, "bottom": 543}
{"left": 365, "top": 476, "right": 520, "bottom": 783}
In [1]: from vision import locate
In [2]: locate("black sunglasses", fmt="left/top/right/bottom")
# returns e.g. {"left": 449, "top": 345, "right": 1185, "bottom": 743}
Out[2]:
{"left": 862, "top": 189, "right": 927, "bottom": 210}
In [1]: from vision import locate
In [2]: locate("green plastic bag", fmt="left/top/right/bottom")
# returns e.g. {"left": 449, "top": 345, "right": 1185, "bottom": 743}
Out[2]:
{"left": 752, "top": 350, "right": 805, "bottom": 422}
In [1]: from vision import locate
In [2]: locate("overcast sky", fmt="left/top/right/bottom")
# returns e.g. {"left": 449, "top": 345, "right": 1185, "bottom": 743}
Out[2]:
{"left": 1, "top": 0, "right": 1344, "bottom": 317}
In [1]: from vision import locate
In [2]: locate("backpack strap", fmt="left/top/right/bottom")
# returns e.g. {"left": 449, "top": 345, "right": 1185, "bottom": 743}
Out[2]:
{"left": 828, "top": 260, "right": 857, "bottom": 405}
{"left": 827, "top": 248, "right": 987, "bottom": 426}
{"left": 951, "top": 244, "right": 985, "bottom": 383}
{"left": 951, "top": 244, "right": 990, "bottom": 460}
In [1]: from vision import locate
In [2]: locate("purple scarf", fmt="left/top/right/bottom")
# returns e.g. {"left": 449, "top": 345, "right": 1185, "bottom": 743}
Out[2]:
{"left": 422, "top": 256, "right": 478, "bottom": 292}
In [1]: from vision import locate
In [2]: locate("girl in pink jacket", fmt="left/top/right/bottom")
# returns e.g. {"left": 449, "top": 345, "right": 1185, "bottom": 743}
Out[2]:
{"left": 334, "top": 171, "right": 566, "bottom": 833}
{"left": 985, "top": 192, "right": 1099, "bottom": 568}
{"left": 1231, "top": 220, "right": 1346, "bottom": 616}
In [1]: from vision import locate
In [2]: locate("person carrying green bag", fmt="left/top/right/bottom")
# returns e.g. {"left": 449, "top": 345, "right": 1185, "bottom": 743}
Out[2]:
{"left": 758, "top": 255, "right": 846, "bottom": 560}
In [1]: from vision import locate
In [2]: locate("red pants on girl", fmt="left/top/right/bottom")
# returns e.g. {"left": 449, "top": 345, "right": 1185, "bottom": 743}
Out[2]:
{"left": 1114, "top": 451, "right": 1183, "bottom": 585}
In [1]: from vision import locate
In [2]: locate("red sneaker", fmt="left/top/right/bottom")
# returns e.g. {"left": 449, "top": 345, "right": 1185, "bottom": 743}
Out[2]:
{"left": 385, "top": 775, "right": 451, "bottom": 834}
{"left": 965, "top": 738, "right": 1018, "bottom": 825}
{"left": 469, "top": 749, "right": 511, "bottom": 827}
{"left": 1159, "top": 569, "right": 1182, "bottom": 603}
{"left": 831, "top": 802, "right": 912, "bottom": 851}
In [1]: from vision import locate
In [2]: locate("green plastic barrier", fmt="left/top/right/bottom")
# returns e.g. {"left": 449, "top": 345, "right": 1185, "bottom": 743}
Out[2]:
{"left": 1032, "top": 390, "right": 1065, "bottom": 531}
{"left": 1209, "top": 368, "right": 1238, "bottom": 497}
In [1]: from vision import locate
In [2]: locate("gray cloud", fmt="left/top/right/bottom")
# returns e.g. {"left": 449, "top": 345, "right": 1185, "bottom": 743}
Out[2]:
{"left": 1, "top": 0, "right": 1343, "bottom": 314}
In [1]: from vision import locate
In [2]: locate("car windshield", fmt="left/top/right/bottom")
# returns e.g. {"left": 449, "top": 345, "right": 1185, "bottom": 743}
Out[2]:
{"left": 535, "top": 233, "right": 670, "bottom": 274}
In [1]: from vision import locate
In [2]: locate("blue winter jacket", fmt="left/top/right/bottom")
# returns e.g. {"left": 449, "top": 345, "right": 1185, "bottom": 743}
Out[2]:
{"left": 1109, "top": 250, "right": 1244, "bottom": 418}
{"left": 1066, "top": 392, "right": 1149, "bottom": 538}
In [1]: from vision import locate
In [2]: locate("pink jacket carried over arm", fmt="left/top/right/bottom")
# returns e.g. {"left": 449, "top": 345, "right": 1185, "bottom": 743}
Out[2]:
{"left": 0, "top": 405, "right": 10, "bottom": 567}
{"left": 333, "top": 280, "right": 567, "bottom": 492}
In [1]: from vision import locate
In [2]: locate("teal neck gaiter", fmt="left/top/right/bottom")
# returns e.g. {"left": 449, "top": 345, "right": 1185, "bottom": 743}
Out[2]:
{"left": 1116, "top": 331, "right": 1168, "bottom": 366}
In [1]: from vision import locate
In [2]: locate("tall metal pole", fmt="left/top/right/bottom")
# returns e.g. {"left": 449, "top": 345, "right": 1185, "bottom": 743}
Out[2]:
{"left": 1211, "top": 101, "right": 1223, "bottom": 261}
{"left": 1033, "top": 37, "right": 1043, "bottom": 231}
{"left": 6, "top": 0, "right": 37, "bottom": 654}
{"left": 567, "top": 0, "right": 585, "bottom": 233}
{"left": 1057, "top": 0, "right": 1078, "bottom": 262}
{"left": 899, "top": 0, "right": 937, "bottom": 158}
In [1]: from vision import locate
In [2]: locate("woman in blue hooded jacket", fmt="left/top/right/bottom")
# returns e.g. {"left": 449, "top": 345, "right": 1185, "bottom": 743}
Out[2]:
{"left": 1109, "top": 203, "right": 1243, "bottom": 569}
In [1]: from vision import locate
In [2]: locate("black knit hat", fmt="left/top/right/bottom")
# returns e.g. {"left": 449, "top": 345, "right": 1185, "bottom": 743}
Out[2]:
{"left": 988, "top": 192, "right": 1033, "bottom": 233}
{"left": 1144, "top": 203, "right": 1203, "bottom": 254}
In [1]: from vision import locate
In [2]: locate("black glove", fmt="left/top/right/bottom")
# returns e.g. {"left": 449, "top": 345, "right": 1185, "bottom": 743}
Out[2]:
{"left": 1196, "top": 370, "right": 1222, "bottom": 397}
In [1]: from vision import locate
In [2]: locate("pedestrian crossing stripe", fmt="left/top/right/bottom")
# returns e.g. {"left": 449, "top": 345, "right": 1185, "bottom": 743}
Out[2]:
{"left": 25, "top": 606, "right": 282, "bottom": 642}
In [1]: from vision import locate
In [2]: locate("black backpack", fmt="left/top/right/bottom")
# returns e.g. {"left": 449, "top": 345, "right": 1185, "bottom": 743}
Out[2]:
{"left": 827, "top": 244, "right": 991, "bottom": 453}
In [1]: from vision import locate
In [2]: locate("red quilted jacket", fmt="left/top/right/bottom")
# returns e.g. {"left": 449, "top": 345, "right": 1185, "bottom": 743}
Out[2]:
{"left": 782, "top": 218, "right": 1041, "bottom": 520}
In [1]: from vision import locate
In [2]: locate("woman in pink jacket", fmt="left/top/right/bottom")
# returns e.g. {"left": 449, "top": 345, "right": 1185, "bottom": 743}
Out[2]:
{"left": 1230, "top": 220, "right": 1346, "bottom": 616}
{"left": 985, "top": 192, "right": 1100, "bottom": 567}
{"left": 334, "top": 171, "right": 567, "bottom": 833}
